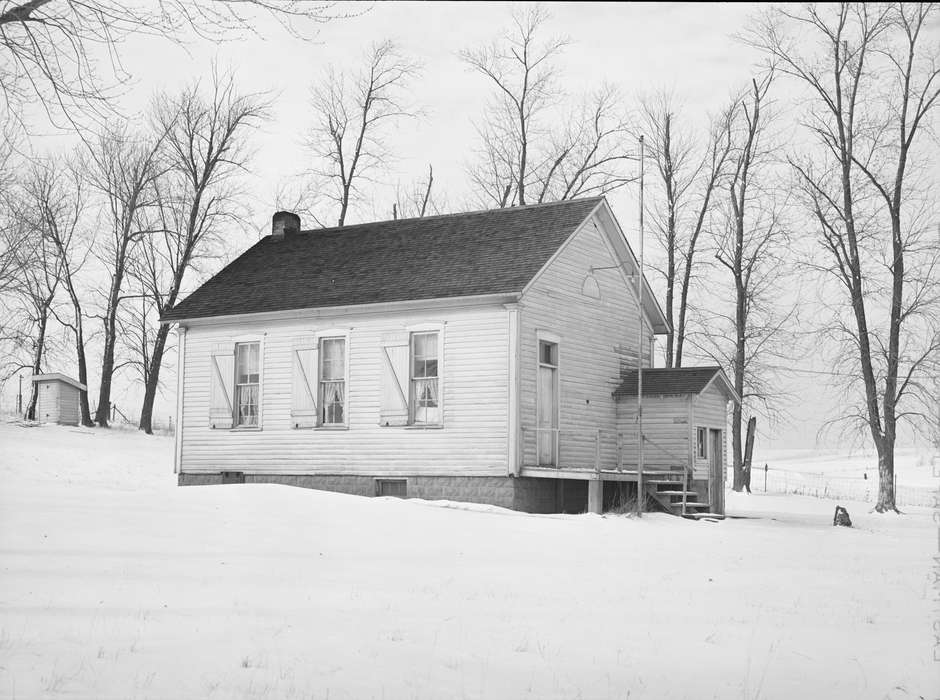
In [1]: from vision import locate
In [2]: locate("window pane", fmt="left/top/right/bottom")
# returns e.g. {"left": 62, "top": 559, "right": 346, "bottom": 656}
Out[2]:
{"left": 540, "top": 341, "right": 557, "bottom": 366}
{"left": 236, "top": 342, "right": 260, "bottom": 383}
{"left": 321, "top": 338, "right": 345, "bottom": 380}
{"left": 414, "top": 333, "right": 436, "bottom": 359}
{"left": 237, "top": 385, "right": 258, "bottom": 426}
{"left": 413, "top": 333, "right": 438, "bottom": 378}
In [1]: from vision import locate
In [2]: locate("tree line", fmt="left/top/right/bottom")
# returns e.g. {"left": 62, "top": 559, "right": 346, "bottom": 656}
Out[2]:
{"left": 0, "top": 2, "right": 937, "bottom": 515}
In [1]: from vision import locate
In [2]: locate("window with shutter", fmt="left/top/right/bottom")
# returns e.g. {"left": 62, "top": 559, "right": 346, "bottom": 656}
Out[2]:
{"left": 291, "top": 339, "right": 318, "bottom": 428}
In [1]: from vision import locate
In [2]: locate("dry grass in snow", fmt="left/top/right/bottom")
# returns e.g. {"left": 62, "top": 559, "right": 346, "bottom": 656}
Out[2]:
{"left": 0, "top": 422, "right": 936, "bottom": 699}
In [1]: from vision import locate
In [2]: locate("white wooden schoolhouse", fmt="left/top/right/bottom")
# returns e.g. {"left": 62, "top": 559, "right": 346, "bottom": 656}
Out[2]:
{"left": 161, "top": 197, "right": 737, "bottom": 516}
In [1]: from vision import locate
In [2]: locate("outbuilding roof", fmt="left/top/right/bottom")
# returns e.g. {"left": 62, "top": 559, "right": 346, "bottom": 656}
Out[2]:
{"left": 30, "top": 373, "right": 87, "bottom": 391}
{"left": 161, "top": 197, "right": 667, "bottom": 329}
{"left": 613, "top": 366, "right": 739, "bottom": 403}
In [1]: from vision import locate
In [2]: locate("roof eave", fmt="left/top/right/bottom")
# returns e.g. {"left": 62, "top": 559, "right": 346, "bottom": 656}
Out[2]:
{"left": 701, "top": 370, "right": 742, "bottom": 405}
{"left": 161, "top": 291, "right": 522, "bottom": 326}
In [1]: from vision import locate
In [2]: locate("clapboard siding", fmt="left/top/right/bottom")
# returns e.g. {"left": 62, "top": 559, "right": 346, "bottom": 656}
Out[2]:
{"left": 519, "top": 215, "right": 650, "bottom": 469}
{"left": 692, "top": 383, "right": 729, "bottom": 478}
{"left": 58, "top": 384, "right": 80, "bottom": 425}
{"left": 616, "top": 395, "right": 692, "bottom": 470}
{"left": 180, "top": 304, "right": 510, "bottom": 475}
{"left": 35, "top": 382, "right": 59, "bottom": 424}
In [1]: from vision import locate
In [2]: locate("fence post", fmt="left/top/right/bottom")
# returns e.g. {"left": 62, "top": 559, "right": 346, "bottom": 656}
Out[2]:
{"left": 111, "top": 403, "right": 115, "bottom": 422}
{"left": 763, "top": 463, "right": 768, "bottom": 492}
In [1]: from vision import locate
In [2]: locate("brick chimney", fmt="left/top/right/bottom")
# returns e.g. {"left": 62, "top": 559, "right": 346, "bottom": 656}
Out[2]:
{"left": 272, "top": 211, "right": 301, "bottom": 240}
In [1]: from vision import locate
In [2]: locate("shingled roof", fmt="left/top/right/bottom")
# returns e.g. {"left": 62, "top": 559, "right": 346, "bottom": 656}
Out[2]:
{"left": 162, "top": 197, "right": 606, "bottom": 322}
{"left": 613, "top": 366, "right": 739, "bottom": 402}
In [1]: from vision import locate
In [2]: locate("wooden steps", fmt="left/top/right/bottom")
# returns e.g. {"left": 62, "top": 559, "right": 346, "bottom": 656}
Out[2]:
{"left": 681, "top": 512, "right": 726, "bottom": 521}
{"left": 644, "top": 478, "right": 723, "bottom": 520}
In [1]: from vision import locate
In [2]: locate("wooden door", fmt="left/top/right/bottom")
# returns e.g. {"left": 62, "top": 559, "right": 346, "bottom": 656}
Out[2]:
{"left": 709, "top": 428, "right": 724, "bottom": 513}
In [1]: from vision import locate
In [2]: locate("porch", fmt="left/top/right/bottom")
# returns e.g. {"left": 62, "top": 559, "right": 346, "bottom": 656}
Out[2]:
{"left": 518, "top": 427, "right": 717, "bottom": 518}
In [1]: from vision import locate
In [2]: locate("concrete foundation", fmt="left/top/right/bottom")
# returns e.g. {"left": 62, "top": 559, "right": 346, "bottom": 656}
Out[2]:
{"left": 179, "top": 472, "right": 560, "bottom": 514}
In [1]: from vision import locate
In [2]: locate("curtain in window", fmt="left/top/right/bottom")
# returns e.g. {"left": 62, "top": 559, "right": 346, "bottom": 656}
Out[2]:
{"left": 413, "top": 377, "right": 439, "bottom": 424}
{"left": 322, "top": 380, "right": 345, "bottom": 424}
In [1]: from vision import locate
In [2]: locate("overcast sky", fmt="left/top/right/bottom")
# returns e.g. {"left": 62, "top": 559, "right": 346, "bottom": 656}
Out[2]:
{"left": 15, "top": 2, "right": 937, "bottom": 451}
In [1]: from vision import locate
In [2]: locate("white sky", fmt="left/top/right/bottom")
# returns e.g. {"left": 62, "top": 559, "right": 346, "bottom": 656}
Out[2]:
{"left": 10, "top": 1, "right": 936, "bottom": 450}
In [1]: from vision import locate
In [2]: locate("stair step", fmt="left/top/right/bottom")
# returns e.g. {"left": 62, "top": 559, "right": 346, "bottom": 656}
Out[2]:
{"left": 644, "top": 478, "right": 683, "bottom": 484}
{"left": 656, "top": 490, "right": 697, "bottom": 497}
{"left": 682, "top": 512, "right": 726, "bottom": 520}
{"left": 681, "top": 502, "right": 712, "bottom": 509}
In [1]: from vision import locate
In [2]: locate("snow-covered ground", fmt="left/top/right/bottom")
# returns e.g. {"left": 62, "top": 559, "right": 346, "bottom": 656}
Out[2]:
{"left": 755, "top": 446, "right": 937, "bottom": 488}
{"left": 0, "top": 422, "right": 936, "bottom": 700}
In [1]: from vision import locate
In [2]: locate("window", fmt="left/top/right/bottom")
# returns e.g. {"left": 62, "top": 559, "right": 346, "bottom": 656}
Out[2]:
{"left": 580, "top": 274, "right": 601, "bottom": 299}
{"left": 696, "top": 427, "right": 708, "bottom": 459}
{"left": 539, "top": 340, "right": 558, "bottom": 367}
{"left": 234, "top": 342, "right": 260, "bottom": 427}
{"left": 376, "top": 479, "right": 407, "bottom": 498}
{"left": 410, "top": 331, "right": 440, "bottom": 425}
{"left": 319, "top": 337, "right": 346, "bottom": 425}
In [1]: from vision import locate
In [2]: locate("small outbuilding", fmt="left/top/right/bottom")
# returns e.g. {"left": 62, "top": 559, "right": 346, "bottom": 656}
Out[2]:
{"left": 613, "top": 366, "right": 740, "bottom": 516}
{"left": 30, "top": 373, "right": 86, "bottom": 426}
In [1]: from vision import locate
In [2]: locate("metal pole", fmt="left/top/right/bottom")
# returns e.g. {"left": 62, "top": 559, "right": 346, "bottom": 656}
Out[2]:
{"left": 17, "top": 374, "right": 22, "bottom": 415}
{"left": 636, "top": 134, "right": 646, "bottom": 516}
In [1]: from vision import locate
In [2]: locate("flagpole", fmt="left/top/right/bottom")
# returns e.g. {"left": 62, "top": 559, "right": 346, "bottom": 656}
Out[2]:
{"left": 636, "top": 134, "right": 645, "bottom": 516}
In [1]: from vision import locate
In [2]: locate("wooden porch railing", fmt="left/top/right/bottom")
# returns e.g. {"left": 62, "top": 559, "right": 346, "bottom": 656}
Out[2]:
{"left": 520, "top": 426, "right": 696, "bottom": 514}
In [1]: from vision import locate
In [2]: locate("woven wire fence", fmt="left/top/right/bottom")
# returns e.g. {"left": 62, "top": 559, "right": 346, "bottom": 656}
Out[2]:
{"left": 751, "top": 466, "right": 935, "bottom": 508}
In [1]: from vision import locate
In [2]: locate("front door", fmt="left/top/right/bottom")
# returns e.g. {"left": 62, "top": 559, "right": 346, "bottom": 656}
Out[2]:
{"left": 537, "top": 340, "right": 559, "bottom": 466}
{"left": 709, "top": 428, "right": 723, "bottom": 513}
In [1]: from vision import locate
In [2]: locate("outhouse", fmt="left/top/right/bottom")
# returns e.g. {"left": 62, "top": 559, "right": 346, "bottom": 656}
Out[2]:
{"left": 30, "top": 374, "right": 85, "bottom": 426}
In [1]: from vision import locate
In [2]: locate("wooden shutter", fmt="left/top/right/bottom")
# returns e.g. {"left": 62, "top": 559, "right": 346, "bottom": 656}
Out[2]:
{"left": 379, "top": 335, "right": 409, "bottom": 426}
{"left": 291, "top": 338, "right": 319, "bottom": 428}
{"left": 209, "top": 348, "right": 234, "bottom": 429}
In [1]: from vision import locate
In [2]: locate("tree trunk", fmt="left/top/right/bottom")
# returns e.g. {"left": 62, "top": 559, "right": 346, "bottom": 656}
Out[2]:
{"left": 95, "top": 308, "right": 117, "bottom": 426}
{"left": 75, "top": 327, "right": 93, "bottom": 427}
{"left": 731, "top": 297, "right": 746, "bottom": 492}
{"left": 25, "top": 312, "right": 48, "bottom": 420}
{"left": 874, "top": 432, "right": 898, "bottom": 513}
{"left": 139, "top": 322, "right": 171, "bottom": 434}
{"left": 95, "top": 268, "right": 125, "bottom": 427}
{"left": 66, "top": 289, "right": 94, "bottom": 427}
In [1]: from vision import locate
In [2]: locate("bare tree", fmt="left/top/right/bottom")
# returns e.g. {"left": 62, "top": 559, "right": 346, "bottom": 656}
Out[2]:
{"left": 702, "top": 72, "right": 795, "bottom": 492}
{"left": 462, "top": 8, "right": 633, "bottom": 208}
{"left": 639, "top": 92, "right": 734, "bottom": 368}
{"left": 86, "top": 123, "right": 165, "bottom": 426}
{"left": 1, "top": 201, "right": 61, "bottom": 418}
{"left": 0, "top": 0, "right": 344, "bottom": 131}
{"left": 130, "top": 72, "right": 268, "bottom": 434}
{"left": 461, "top": 5, "right": 568, "bottom": 207}
{"left": 20, "top": 156, "right": 95, "bottom": 425}
{"left": 392, "top": 164, "right": 441, "bottom": 219}
{"left": 306, "top": 40, "right": 421, "bottom": 227}
{"left": 749, "top": 3, "right": 940, "bottom": 512}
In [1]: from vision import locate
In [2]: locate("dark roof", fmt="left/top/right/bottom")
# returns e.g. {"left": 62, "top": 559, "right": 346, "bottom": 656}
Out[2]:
{"left": 613, "top": 366, "right": 737, "bottom": 400}
{"left": 162, "top": 197, "right": 604, "bottom": 322}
